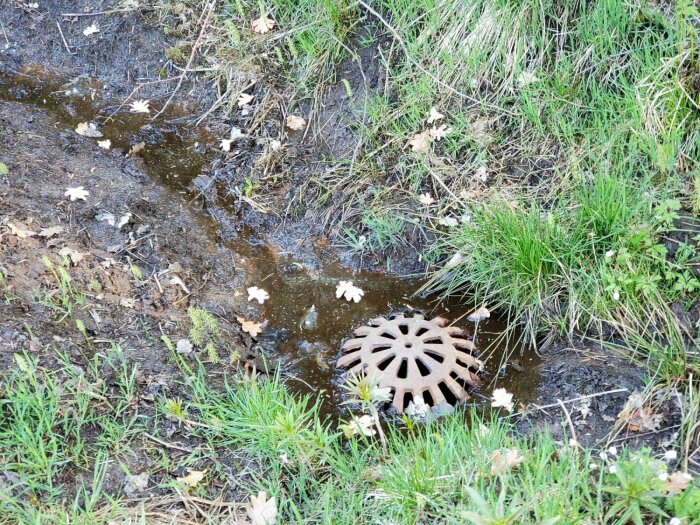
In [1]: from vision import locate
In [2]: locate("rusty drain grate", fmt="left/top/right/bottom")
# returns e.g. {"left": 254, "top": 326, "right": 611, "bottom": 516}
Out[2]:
{"left": 337, "top": 313, "right": 483, "bottom": 413}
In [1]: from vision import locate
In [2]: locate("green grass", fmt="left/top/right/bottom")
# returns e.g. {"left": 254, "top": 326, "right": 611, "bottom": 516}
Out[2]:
{"left": 2, "top": 346, "right": 699, "bottom": 523}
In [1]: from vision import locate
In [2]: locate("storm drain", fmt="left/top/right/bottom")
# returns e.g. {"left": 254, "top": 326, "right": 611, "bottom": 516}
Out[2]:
{"left": 337, "top": 313, "right": 483, "bottom": 413}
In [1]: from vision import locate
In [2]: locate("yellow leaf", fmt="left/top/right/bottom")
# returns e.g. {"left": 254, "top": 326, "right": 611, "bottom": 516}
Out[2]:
{"left": 286, "top": 115, "right": 306, "bottom": 131}
{"left": 177, "top": 469, "right": 206, "bottom": 487}
{"left": 237, "top": 316, "right": 263, "bottom": 337}
{"left": 251, "top": 13, "right": 275, "bottom": 34}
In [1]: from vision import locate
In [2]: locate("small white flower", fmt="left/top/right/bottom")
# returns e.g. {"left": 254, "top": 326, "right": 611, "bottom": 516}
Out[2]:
{"left": 599, "top": 451, "right": 608, "bottom": 461}
{"left": 608, "top": 465, "right": 618, "bottom": 474}
{"left": 247, "top": 286, "right": 269, "bottom": 304}
{"left": 669, "top": 518, "right": 681, "bottom": 525}
{"left": 491, "top": 388, "right": 514, "bottom": 412}
{"left": 664, "top": 450, "right": 678, "bottom": 461}
{"left": 612, "top": 291, "right": 620, "bottom": 301}
{"left": 659, "top": 472, "right": 669, "bottom": 481}
{"left": 589, "top": 463, "right": 598, "bottom": 470}
{"left": 370, "top": 385, "right": 392, "bottom": 404}
{"left": 605, "top": 250, "right": 615, "bottom": 258}
{"left": 607, "top": 446, "right": 618, "bottom": 456}
{"left": 568, "top": 439, "right": 580, "bottom": 448}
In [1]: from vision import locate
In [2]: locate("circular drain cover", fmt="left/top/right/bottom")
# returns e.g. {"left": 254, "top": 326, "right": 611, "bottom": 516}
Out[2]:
{"left": 337, "top": 313, "right": 483, "bottom": 413}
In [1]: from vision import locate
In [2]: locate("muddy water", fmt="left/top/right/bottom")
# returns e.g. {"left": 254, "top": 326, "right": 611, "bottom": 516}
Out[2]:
{"left": 1, "top": 68, "right": 541, "bottom": 416}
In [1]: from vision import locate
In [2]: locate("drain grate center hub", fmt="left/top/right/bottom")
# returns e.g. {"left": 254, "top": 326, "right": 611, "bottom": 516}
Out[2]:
{"left": 337, "top": 313, "right": 483, "bottom": 413}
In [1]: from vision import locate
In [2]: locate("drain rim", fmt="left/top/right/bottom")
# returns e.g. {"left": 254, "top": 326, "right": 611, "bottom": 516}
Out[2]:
{"left": 337, "top": 313, "right": 483, "bottom": 413}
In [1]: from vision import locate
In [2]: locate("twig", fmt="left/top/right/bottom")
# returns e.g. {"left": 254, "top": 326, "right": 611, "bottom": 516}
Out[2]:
{"left": 144, "top": 432, "right": 194, "bottom": 453}
{"left": 56, "top": 21, "right": 75, "bottom": 55}
{"left": 62, "top": 9, "right": 136, "bottom": 17}
{"left": 152, "top": 0, "right": 216, "bottom": 119}
{"left": 557, "top": 398, "right": 579, "bottom": 445}
{"left": 508, "top": 388, "right": 629, "bottom": 417}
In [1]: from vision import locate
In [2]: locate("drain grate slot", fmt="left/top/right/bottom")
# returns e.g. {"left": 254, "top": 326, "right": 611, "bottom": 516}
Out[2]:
{"left": 337, "top": 313, "right": 484, "bottom": 413}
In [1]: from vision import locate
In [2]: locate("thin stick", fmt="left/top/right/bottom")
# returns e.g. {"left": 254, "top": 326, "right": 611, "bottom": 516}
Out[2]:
{"left": 56, "top": 21, "right": 75, "bottom": 55}
{"left": 509, "top": 388, "right": 629, "bottom": 417}
{"left": 557, "top": 398, "right": 579, "bottom": 445}
{"left": 153, "top": 0, "right": 216, "bottom": 119}
{"left": 62, "top": 9, "right": 135, "bottom": 17}
{"left": 144, "top": 433, "right": 194, "bottom": 453}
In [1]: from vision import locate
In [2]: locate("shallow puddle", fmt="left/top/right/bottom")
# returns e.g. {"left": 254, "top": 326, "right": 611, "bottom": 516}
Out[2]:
{"left": 1, "top": 67, "right": 542, "bottom": 417}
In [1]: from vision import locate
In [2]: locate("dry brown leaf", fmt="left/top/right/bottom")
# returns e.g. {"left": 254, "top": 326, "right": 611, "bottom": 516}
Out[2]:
{"left": 429, "top": 124, "right": 452, "bottom": 141}
{"left": 128, "top": 142, "right": 146, "bottom": 156}
{"left": 75, "top": 122, "right": 103, "bottom": 138}
{"left": 177, "top": 469, "right": 206, "bottom": 487}
{"left": 38, "top": 225, "right": 64, "bottom": 238}
{"left": 247, "top": 491, "right": 277, "bottom": 525}
{"left": 8, "top": 222, "right": 37, "bottom": 239}
{"left": 409, "top": 130, "right": 431, "bottom": 153}
{"left": 59, "top": 247, "right": 84, "bottom": 265}
{"left": 251, "top": 13, "right": 275, "bottom": 34}
{"left": 286, "top": 115, "right": 306, "bottom": 131}
{"left": 491, "top": 448, "right": 524, "bottom": 475}
{"left": 427, "top": 107, "right": 444, "bottom": 124}
{"left": 666, "top": 471, "right": 693, "bottom": 494}
{"left": 237, "top": 316, "right": 263, "bottom": 337}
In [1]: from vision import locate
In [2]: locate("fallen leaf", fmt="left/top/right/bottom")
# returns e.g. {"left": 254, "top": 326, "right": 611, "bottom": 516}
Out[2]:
{"left": 8, "top": 222, "right": 37, "bottom": 238}
{"left": 517, "top": 71, "right": 539, "bottom": 87}
{"left": 120, "top": 298, "right": 136, "bottom": 308}
{"left": 251, "top": 13, "right": 275, "bottom": 34}
{"left": 247, "top": 491, "right": 277, "bottom": 525}
{"left": 75, "top": 122, "right": 103, "bottom": 138}
{"left": 342, "top": 414, "right": 376, "bottom": 437}
{"left": 65, "top": 186, "right": 89, "bottom": 201}
{"left": 286, "top": 115, "right": 306, "bottom": 131}
{"left": 247, "top": 286, "right": 269, "bottom": 304}
{"left": 97, "top": 139, "right": 111, "bottom": 149}
{"left": 409, "top": 130, "right": 431, "bottom": 153}
{"left": 438, "top": 216, "right": 458, "bottom": 227}
{"left": 666, "top": 471, "right": 693, "bottom": 494}
{"left": 491, "top": 388, "right": 514, "bottom": 412}
{"left": 96, "top": 212, "right": 116, "bottom": 226}
{"left": 129, "top": 100, "right": 150, "bottom": 114}
{"left": 237, "top": 316, "right": 263, "bottom": 337}
{"left": 59, "top": 247, "right": 84, "bottom": 265}
{"left": 427, "top": 107, "right": 444, "bottom": 124}
{"left": 177, "top": 469, "right": 206, "bottom": 488}
{"left": 38, "top": 225, "right": 64, "bottom": 238}
{"left": 491, "top": 448, "right": 524, "bottom": 475}
{"left": 418, "top": 193, "right": 435, "bottom": 205}
{"left": 467, "top": 306, "right": 490, "bottom": 322}
{"left": 83, "top": 23, "right": 100, "bottom": 36}
{"left": 474, "top": 166, "right": 488, "bottom": 182}
{"left": 335, "top": 280, "right": 364, "bottom": 303}
{"left": 169, "top": 276, "right": 190, "bottom": 294}
{"left": 124, "top": 472, "right": 149, "bottom": 495}
{"left": 176, "top": 339, "right": 193, "bottom": 355}
{"left": 429, "top": 124, "right": 452, "bottom": 141}
{"left": 444, "top": 253, "right": 465, "bottom": 269}
{"left": 237, "top": 92, "right": 254, "bottom": 108}
{"left": 128, "top": 141, "right": 146, "bottom": 156}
